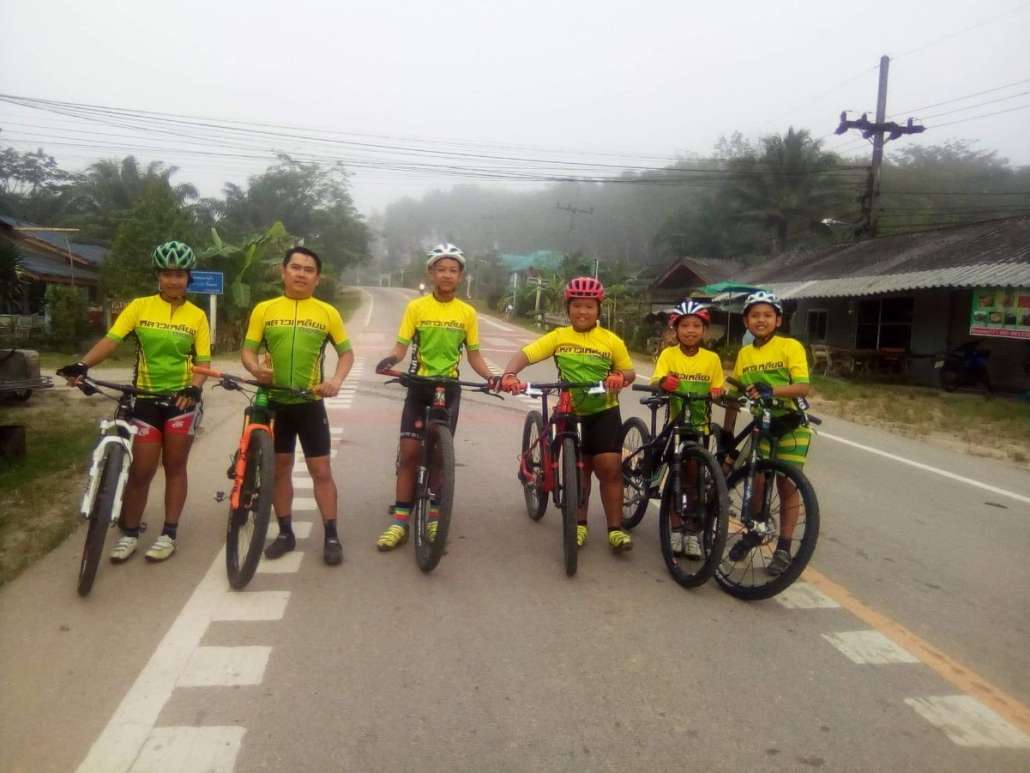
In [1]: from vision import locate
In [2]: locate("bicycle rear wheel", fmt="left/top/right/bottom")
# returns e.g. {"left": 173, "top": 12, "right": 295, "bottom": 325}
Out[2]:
{"left": 226, "top": 427, "right": 274, "bottom": 590}
{"left": 520, "top": 410, "right": 547, "bottom": 520}
{"left": 658, "top": 446, "right": 728, "bottom": 589}
{"left": 620, "top": 417, "right": 651, "bottom": 530}
{"left": 414, "top": 422, "right": 455, "bottom": 573}
{"left": 77, "top": 444, "right": 126, "bottom": 597}
{"left": 559, "top": 437, "right": 579, "bottom": 577}
{"left": 715, "top": 459, "right": 820, "bottom": 600}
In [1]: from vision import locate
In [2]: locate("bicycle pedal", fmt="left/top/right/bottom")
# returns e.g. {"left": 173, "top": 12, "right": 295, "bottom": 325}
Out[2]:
{"left": 214, "top": 491, "right": 226, "bottom": 503}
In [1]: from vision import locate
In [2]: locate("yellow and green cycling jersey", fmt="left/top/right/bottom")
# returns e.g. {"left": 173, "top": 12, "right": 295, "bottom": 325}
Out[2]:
{"left": 244, "top": 295, "right": 351, "bottom": 403}
{"left": 106, "top": 294, "right": 211, "bottom": 393}
{"left": 650, "top": 346, "right": 725, "bottom": 431}
{"left": 733, "top": 335, "right": 809, "bottom": 416}
{"left": 396, "top": 294, "right": 480, "bottom": 378}
{"left": 522, "top": 325, "right": 633, "bottom": 416}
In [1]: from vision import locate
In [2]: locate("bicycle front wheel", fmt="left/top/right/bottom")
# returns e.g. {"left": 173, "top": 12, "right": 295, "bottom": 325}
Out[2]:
{"left": 620, "top": 417, "right": 651, "bottom": 530}
{"left": 77, "top": 444, "right": 126, "bottom": 597}
{"left": 414, "top": 422, "right": 455, "bottom": 573}
{"left": 715, "top": 459, "right": 820, "bottom": 600}
{"left": 226, "top": 427, "right": 274, "bottom": 590}
{"left": 520, "top": 410, "right": 547, "bottom": 521}
{"left": 559, "top": 437, "right": 579, "bottom": 577}
{"left": 658, "top": 446, "right": 729, "bottom": 589}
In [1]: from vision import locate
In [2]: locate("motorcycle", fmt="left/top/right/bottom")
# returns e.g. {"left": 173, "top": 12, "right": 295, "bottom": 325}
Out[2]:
{"left": 935, "top": 340, "right": 991, "bottom": 392}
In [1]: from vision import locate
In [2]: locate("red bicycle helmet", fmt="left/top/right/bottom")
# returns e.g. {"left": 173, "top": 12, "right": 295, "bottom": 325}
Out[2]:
{"left": 564, "top": 276, "right": 605, "bottom": 302}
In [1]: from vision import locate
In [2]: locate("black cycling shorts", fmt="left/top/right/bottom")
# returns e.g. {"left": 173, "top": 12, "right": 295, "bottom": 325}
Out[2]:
{"left": 578, "top": 406, "right": 622, "bottom": 456}
{"left": 271, "top": 399, "right": 331, "bottom": 457}
{"left": 131, "top": 397, "right": 202, "bottom": 443}
{"left": 400, "top": 382, "right": 461, "bottom": 440}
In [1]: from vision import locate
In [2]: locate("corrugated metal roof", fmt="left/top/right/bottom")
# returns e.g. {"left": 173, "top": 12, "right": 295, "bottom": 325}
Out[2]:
{"left": 19, "top": 248, "right": 99, "bottom": 283}
{"left": 762, "top": 262, "right": 1030, "bottom": 299}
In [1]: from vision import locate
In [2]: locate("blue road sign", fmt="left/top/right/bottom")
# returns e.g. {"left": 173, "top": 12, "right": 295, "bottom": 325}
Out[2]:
{"left": 188, "top": 271, "right": 224, "bottom": 295}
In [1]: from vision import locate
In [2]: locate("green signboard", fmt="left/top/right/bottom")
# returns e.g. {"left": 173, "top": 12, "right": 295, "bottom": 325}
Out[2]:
{"left": 970, "top": 287, "right": 1030, "bottom": 340}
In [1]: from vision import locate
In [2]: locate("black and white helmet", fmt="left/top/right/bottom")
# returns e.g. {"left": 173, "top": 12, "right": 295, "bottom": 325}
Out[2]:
{"left": 426, "top": 243, "right": 466, "bottom": 269}
{"left": 743, "top": 290, "right": 783, "bottom": 315}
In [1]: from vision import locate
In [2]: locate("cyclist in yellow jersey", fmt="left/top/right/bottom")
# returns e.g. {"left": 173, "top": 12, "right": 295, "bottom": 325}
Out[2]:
{"left": 374, "top": 244, "right": 497, "bottom": 550}
{"left": 650, "top": 300, "right": 725, "bottom": 559}
{"left": 501, "top": 277, "right": 637, "bottom": 554}
{"left": 721, "top": 290, "right": 812, "bottom": 577}
{"left": 242, "top": 247, "right": 354, "bottom": 566}
{"left": 59, "top": 241, "right": 209, "bottom": 563}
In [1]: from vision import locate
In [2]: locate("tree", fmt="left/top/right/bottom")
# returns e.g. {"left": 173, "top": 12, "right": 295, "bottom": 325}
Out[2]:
{"left": 0, "top": 146, "right": 82, "bottom": 224}
{"left": 0, "top": 238, "right": 27, "bottom": 313}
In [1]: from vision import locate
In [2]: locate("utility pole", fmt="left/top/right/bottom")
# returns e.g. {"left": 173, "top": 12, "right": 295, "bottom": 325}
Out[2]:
{"left": 555, "top": 202, "right": 593, "bottom": 242}
{"left": 835, "top": 55, "right": 924, "bottom": 237}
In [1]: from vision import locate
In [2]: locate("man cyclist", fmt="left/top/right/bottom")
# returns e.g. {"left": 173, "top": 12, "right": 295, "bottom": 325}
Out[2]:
{"left": 721, "top": 290, "right": 811, "bottom": 576}
{"left": 58, "top": 241, "right": 209, "bottom": 563}
{"left": 500, "top": 277, "right": 637, "bottom": 554}
{"left": 650, "top": 300, "right": 725, "bottom": 559}
{"left": 242, "top": 247, "right": 354, "bottom": 566}
{"left": 374, "top": 243, "right": 497, "bottom": 550}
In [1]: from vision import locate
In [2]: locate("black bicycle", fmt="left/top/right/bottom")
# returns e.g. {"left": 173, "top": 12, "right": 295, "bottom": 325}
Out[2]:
{"left": 379, "top": 367, "right": 499, "bottom": 573}
{"left": 517, "top": 380, "right": 607, "bottom": 577}
{"left": 711, "top": 377, "right": 821, "bottom": 600}
{"left": 619, "top": 384, "right": 729, "bottom": 588}
{"left": 59, "top": 374, "right": 164, "bottom": 596}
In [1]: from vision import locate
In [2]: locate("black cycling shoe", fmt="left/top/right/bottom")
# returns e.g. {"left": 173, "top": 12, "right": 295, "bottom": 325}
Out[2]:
{"left": 264, "top": 532, "right": 296, "bottom": 560}
{"left": 323, "top": 538, "right": 343, "bottom": 566}
{"left": 727, "top": 530, "right": 763, "bottom": 562}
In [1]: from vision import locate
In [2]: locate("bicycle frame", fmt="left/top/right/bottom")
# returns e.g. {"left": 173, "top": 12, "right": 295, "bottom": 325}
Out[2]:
{"left": 80, "top": 397, "right": 137, "bottom": 522}
{"left": 230, "top": 404, "right": 274, "bottom": 511}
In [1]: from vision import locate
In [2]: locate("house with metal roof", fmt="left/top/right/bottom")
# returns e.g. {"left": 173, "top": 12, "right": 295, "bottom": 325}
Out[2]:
{"left": 730, "top": 216, "right": 1030, "bottom": 390}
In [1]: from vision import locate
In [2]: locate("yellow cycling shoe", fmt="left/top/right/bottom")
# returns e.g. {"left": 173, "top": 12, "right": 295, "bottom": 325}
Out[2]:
{"left": 608, "top": 529, "right": 633, "bottom": 554}
{"left": 576, "top": 524, "right": 588, "bottom": 548}
{"left": 377, "top": 524, "right": 408, "bottom": 551}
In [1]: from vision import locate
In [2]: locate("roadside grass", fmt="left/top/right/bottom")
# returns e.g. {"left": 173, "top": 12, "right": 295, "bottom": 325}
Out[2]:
{"left": 337, "top": 286, "right": 363, "bottom": 323}
{"left": 811, "top": 375, "right": 1030, "bottom": 464}
{"left": 0, "top": 389, "right": 109, "bottom": 586}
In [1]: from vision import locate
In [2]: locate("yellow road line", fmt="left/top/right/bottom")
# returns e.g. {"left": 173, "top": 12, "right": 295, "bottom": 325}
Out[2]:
{"left": 803, "top": 567, "right": 1030, "bottom": 736}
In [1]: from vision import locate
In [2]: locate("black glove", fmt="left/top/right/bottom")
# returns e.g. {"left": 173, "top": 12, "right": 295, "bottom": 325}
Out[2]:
{"left": 376, "top": 356, "right": 399, "bottom": 375}
{"left": 57, "top": 361, "right": 89, "bottom": 378}
{"left": 486, "top": 375, "right": 501, "bottom": 391}
{"left": 176, "top": 385, "right": 203, "bottom": 403}
{"left": 752, "top": 383, "right": 774, "bottom": 400}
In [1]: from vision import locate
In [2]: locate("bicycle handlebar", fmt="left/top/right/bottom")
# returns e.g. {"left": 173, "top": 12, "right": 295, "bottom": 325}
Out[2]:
{"left": 720, "top": 376, "right": 821, "bottom": 425}
{"left": 75, "top": 376, "right": 166, "bottom": 399}
{"left": 378, "top": 368, "right": 502, "bottom": 397}
{"left": 192, "top": 365, "right": 313, "bottom": 398}
{"left": 523, "top": 381, "right": 606, "bottom": 397}
{"left": 631, "top": 383, "right": 713, "bottom": 400}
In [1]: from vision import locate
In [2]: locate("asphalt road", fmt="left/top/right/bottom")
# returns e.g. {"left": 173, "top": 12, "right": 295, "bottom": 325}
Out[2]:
{"left": 1, "top": 285, "right": 1028, "bottom": 772}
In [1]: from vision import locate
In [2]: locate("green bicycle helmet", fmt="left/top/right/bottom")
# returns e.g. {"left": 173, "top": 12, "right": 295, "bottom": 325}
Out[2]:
{"left": 152, "top": 240, "right": 197, "bottom": 271}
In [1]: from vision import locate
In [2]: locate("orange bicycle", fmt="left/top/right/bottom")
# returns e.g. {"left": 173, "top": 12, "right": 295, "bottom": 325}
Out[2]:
{"left": 194, "top": 365, "right": 309, "bottom": 589}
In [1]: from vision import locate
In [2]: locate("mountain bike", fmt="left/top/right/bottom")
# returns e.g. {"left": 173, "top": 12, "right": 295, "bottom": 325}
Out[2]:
{"left": 193, "top": 365, "right": 310, "bottom": 590}
{"left": 619, "top": 384, "right": 729, "bottom": 588}
{"left": 711, "top": 377, "right": 822, "bottom": 600}
{"left": 378, "top": 367, "right": 500, "bottom": 573}
{"left": 61, "top": 374, "right": 162, "bottom": 597}
{"left": 517, "top": 380, "right": 607, "bottom": 577}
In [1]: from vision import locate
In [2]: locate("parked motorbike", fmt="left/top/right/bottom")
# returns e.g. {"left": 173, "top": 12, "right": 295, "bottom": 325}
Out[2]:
{"left": 935, "top": 340, "right": 991, "bottom": 392}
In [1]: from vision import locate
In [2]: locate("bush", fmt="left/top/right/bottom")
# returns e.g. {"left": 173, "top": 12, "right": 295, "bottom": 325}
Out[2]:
{"left": 45, "top": 285, "right": 92, "bottom": 349}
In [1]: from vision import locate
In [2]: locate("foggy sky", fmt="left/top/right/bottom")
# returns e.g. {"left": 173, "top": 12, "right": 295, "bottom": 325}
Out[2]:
{"left": 1, "top": 0, "right": 1028, "bottom": 215}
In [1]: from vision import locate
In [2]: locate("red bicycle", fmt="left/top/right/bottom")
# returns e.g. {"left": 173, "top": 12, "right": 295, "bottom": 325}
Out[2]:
{"left": 516, "top": 380, "right": 606, "bottom": 577}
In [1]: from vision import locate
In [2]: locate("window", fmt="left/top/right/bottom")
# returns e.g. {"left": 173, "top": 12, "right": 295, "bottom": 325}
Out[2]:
{"left": 807, "top": 309, "right": 828, "bottom": 343}
{"left": 854, "top": 297, "right": 913, "bottom": 350}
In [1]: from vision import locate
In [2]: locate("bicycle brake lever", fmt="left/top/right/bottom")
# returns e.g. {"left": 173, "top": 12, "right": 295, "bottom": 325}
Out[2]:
{"left": 80, "top": 383, "right": 99, "bottom": 396}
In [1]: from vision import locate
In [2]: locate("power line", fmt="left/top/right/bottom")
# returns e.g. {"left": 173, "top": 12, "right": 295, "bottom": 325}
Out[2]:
{"left": 917, "top": 90, "right": 1030, "bottom": 121}
{"left": 891, "top": 1, "right": 1030, "bottom": 59}
{"left": 927, "top": 102, "right": 1030, "bottom": 129}
{"left": 887, "top": 75, "right": 1030, "bottom": 118}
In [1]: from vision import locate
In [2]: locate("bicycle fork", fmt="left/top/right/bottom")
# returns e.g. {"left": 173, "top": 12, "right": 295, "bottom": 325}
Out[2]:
{"left": 80, "top": 420, "right": 136, "bottom": 522}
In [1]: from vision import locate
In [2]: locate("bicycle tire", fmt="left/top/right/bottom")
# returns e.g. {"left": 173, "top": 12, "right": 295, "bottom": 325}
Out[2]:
{"left": 715, "top": 459, "right": 820, "bottom": 600}
{"left": 620, "top": 417, "right": 652, "bottom": 530}
{"left": 77, "top": 444, "right": 125, "bottom": 597}
{"left": 658, "top": 446, "right": 729, "bottom": 589}
{"left": 226, "top": 427, "right": 274, "bottom": 590}
{"left": 414, "top": 422, "right": 455, "bottom": 573}
{"left": 520, "top": 410, "right": 547, "bottom": 521}
{"left": 559, "top": 437, "right": 579, "bottom": 577}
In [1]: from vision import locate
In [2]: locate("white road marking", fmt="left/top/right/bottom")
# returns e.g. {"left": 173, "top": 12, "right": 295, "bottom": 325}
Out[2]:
{"left": 905, "top": 695, "right": 1030, "bottom": 748}
{"left": 129, "top": 726, "right": 246, "bottom": 773}
{"left": 256, "top": 551, "right": 304, "bottom": 574}
{"left": 211, "top": 591, "right": 291, "bottom": 622}
{"left": 478, "top": 314, "right": 522, "bottom": 333}
{"left": 293, "top": 496, "right": 317, "bottom": 510}
{"left": 329, "top": 426, "right": 343, "bottom": 435}
{"left": 291, "top": 521, "right": 313, "bottom": 539}
{"left": 292, "top": 477, "right": 313, "bottom": 489}
{"left": 820, "top": 430, "right": 1030, "bottom": 505}
{"left": 361, "top": 288, "right": 374, "bottom": 327}
{"left": 773, "top": 582, "right": 841, "bottom": 610}
{"left": 821, "top": 630, "right": 919, "bottom": 664}
{"left": 178, "top": 645, "right": 272, "bottom": 687}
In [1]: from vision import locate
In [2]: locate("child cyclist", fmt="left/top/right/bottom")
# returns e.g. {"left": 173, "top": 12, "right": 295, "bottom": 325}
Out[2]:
{"left": 649, "top": 300, "right": 725, "bottom": 559}
{"left": 721, "top": 290, "right": 811, "bottom": 577}
{"left": 500, "top": 277, "right": 637, "bottom": 553}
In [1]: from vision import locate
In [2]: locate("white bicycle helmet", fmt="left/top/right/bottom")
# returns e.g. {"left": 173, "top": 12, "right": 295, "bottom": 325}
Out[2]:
{"left": 670, "top": 299, "right": 711, "bottom": 324}
{"left": 743, "top": 290, "right": 783, "bottom": 315}
{"left": 426, "top": 243, "right": 466, "bottom": 269}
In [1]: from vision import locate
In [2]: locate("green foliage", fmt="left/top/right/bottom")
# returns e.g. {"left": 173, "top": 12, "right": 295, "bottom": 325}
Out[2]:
{"left": 101, "top": 183, "right": 196, "bottom": 301}
{"left": 45, "top": 284, "right": 91, "bottom": 347}
{"left": 0, "top": 238, "right": 27, "bottom": 312}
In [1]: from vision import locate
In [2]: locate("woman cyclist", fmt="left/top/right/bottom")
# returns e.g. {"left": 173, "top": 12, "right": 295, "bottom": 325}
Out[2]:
{"left": 58, "top": 241, "right": 210, "bottom": 563}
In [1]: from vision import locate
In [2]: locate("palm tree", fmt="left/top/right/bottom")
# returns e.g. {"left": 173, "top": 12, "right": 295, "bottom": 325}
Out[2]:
{"left": 0, "top": 238, "right": 27, "bottom": 313}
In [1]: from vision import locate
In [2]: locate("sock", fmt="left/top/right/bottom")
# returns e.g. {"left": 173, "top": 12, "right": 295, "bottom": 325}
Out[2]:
{"left": 324, "top": 519, "right": 338, "bottom": 541}
{"left": 277, "top": 515, "right": 293, "bottom": 537}
{"left": 393, "top": 501, "right": 412, "bottom": 526}
{"left": 122, "top": 526, "right": 140, "bottom": 538}
{"left": 578, "top": 520, "right": 588, "bottom": 526}
{"left": 608, "top": 526, "right": 621, "bottom": 533}
{"left": 776, "top": 537, "right": 791, "bottom": 553}
{"left": 161, "top": 522, "right": 178, "bottom": 540}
